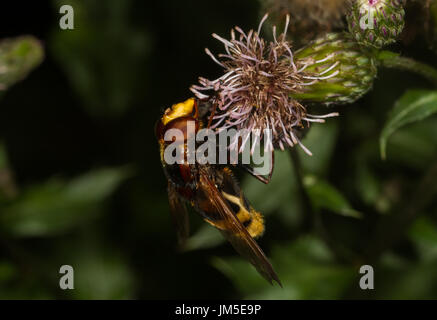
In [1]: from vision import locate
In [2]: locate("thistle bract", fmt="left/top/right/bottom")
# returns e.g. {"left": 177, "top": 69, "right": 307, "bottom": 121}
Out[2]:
{"left": 291, "top": 33, "right": 377, "bottom": 104}
{"left": 347, "top": 0, "right": 405, "bottom": 48}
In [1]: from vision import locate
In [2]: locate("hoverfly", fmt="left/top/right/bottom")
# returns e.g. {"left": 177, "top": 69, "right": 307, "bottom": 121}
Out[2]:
{"left": 156, "top": 98, "right": 281, "bottom": 285}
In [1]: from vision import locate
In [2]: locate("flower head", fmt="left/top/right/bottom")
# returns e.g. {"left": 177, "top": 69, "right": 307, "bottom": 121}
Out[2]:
{"left": 191, "top": 15, "right": 338, "bottom": 154}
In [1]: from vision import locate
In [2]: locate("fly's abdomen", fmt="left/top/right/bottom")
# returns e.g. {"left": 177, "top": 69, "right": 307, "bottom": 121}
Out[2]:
{"left": 221, "top": 191, "right": 265, "bottom": 239}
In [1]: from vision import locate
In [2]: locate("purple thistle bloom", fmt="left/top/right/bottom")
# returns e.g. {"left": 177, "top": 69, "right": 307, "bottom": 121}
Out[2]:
{"left": 191, "top": 15, "right": 338, "bottom": 155}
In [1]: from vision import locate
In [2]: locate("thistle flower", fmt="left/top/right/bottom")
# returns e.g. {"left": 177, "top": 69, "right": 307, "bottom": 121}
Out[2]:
{"left": 190, "top": 15, "right": 339, "bottom": 154}
{"left": 347, "top": 0, "right": 405, "bottom": 48}
{"left": 261, "top": 0, "right": 348, "bottom": 44}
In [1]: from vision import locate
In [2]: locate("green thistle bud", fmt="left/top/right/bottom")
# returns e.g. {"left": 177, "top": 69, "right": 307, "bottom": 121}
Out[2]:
{"left": 292, "top": 33, "right": 377, "bottom": 104}
{"left": 347, "top": 0, "right": 405, "bottom": 48}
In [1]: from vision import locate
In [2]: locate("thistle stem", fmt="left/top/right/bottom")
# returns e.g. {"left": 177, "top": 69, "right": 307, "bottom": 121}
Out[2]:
{"left": 377, "top": 51, "right": 437, "bottom": 87}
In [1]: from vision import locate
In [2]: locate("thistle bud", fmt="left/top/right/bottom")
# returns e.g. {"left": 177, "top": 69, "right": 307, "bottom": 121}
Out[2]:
{"left": 292, "top": 33, "right": 377, "bottom": 104}
{"left": 347, "top": 0, "right": 405, "bottom": 48}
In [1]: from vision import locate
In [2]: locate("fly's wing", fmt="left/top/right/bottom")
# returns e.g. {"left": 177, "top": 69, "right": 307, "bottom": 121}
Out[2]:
{"left": 198, "top": 168, "right": 281, "bottom": 286}
{"left": 167, "top": 182, "right": 190, "bottom": 248}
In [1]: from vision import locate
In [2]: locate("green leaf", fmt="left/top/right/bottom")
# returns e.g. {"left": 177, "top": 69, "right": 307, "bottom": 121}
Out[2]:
{"left": 0, "top": 36, "right": 43, "bottom": 93}
{"left": 304, "top": 175, "right": 362, "bottom": 218}
{"left": 382, "top": 117, "right": 437, "bottom": 169}
{"left": 0, "top": 167, "right": 131, "bottom": 237}
{"left": 380, "top": 90, "right": 437, "bottom": 160}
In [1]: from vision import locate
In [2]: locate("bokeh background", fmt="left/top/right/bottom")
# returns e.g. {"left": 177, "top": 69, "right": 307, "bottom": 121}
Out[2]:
{"left": 0, "top": 0, "right": 437, "bottom": 299}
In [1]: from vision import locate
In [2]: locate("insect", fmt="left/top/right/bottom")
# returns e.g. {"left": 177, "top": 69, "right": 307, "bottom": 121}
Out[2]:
{"left": 155, "top": 98, "right": 281, "bottom": 285}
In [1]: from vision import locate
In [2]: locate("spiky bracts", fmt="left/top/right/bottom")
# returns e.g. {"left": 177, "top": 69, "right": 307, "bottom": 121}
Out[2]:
{"left": 191, "top": 15, "right": 339, "bottom": 154}
{"left": 347, "top": 0, "right": 405, "bottom": 48}
{"left": 291, "top": 33, "right": 378, "bottom": 104}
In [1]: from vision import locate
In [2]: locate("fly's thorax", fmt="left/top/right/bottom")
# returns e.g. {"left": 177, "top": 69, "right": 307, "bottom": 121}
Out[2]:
{"left": 161, "top": 98, "right": 197, "bottom": 126}
{"left": 156, "top": 97, "right": 200, "bottom": 143}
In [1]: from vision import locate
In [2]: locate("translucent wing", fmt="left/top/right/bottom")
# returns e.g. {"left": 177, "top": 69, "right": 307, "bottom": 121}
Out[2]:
{"left": 197, "top": 167, "right": 281, "bottom": 286}
{"left": 167, "top": 182, "right": 190, "bottom": 248}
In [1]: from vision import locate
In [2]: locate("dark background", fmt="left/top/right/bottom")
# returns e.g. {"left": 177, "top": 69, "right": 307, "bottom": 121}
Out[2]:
{"left": 0, "top": 0, "right": 436, "bottom": 299}
{"left": 0, "top": 0, "right": 261, "bottom": 299}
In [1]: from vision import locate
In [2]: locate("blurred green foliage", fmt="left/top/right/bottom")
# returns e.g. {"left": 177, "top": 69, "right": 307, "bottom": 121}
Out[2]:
{"left": 51, "top": 0, "right": 150, "bottom": 117}
{"left": 0, "top": 167, "right": 131, "bottom": 237}
{"left": 212, "top": 236, "right": 356, "bottom": 299}
{"left": 0, "top": 0, "right": 437, "bottom": 300}
{"left": 0, "top": 36, "right": 43, "bottom": 94}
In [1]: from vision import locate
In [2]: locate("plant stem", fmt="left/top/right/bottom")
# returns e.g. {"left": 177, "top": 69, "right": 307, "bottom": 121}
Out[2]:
{"left": 377, "top": 50, "right": 437, "bottom": 87}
